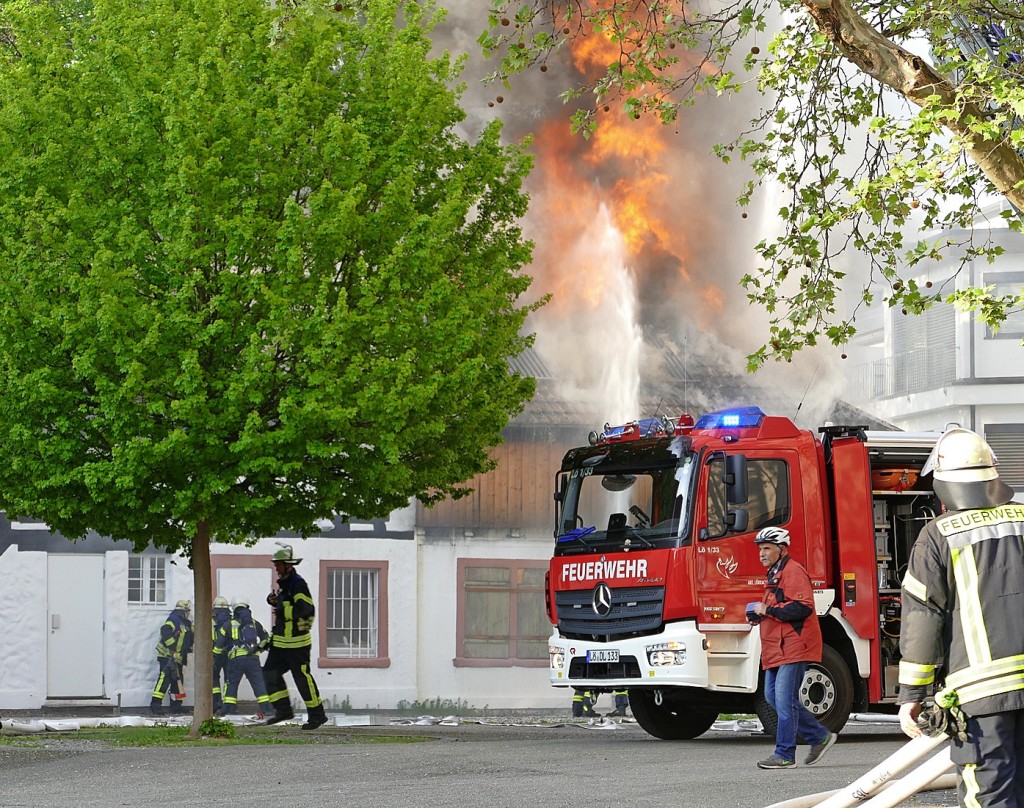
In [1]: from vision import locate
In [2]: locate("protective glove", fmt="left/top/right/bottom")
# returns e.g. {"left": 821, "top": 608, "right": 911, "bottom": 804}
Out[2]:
{"left": 921, "top": 700, "right": 968, "bottom": 742}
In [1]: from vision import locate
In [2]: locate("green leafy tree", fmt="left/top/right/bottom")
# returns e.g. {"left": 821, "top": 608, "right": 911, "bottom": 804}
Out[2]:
{"left": 481, "top": 0, "right": 1024, "bottom": 367}
{"left": 0, "top": 0, "right": 537, "bottom": 732}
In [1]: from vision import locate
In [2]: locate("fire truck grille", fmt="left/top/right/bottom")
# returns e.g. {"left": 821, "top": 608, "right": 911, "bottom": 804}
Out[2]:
{"left": 555, "top": 585, "right": 665, "bottom": 638}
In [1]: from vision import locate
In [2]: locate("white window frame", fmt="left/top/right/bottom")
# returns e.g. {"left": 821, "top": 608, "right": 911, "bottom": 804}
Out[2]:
{"left": 128, "top": 555, "right": 167, "bottom": 604}
{"left": 981, "top": 272, "right": 1024, "bottom": 340}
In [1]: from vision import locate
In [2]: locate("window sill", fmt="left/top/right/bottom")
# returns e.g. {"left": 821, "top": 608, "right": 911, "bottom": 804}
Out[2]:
{"left": 452, "top": 657, "right": 547, "bottom": 668}
{"left": 319, "top": 657, "right": 390, "bottom": 669}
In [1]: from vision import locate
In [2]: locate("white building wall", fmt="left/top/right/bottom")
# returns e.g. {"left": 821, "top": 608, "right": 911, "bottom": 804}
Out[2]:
{"left": 104, "top": 550, "right": 196, "bottom": 709}
{"left": 417, "top": 532, "right": 563, "bottom": 711}
{"left": 966, "top": 251, "right": 1024, "bottom": 379}
{"left": 0, "top": 546, "right": 47, "bottom": 708}
{"left": 0, "top": 544, "right": 194, "bottom": 709}
{"left": 844, "top": 204, "right": 1024, "bottom": 479}
{"left": 211, "top": 530, "right": 421, "bottom": 713}
{"left": 2, "top": 500, "right": 568, "bottom": 712}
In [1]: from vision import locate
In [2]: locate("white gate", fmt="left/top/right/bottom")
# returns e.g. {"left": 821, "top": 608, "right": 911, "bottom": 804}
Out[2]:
{"left": 47, "top": 554, "right": 105, "bottom": 698}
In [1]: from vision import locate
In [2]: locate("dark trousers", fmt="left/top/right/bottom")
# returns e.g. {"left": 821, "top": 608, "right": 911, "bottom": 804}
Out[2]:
{"left": 223, "top": 656, "right": 270, "bottom": 710}
{"left": 212, "top": 654, "right": 228, "bottom": 709}
{"left": 952, "top": 710, "right": 1024, "bottom": 808}
{"left": 151, "top": 657, "right": 183, "bottom": 709}
{"left": 262, "top": 644, "right": 324, "bottom": 718}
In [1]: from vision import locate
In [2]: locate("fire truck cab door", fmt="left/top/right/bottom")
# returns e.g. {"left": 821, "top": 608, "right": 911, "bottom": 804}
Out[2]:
{"left": 697, "top": 450, "right": 805, "bottom": 629}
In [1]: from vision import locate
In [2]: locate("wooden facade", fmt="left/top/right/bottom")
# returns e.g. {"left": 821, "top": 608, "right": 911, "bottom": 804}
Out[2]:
{"left": 417, "top": 423, "right": 585, "bottom": 531}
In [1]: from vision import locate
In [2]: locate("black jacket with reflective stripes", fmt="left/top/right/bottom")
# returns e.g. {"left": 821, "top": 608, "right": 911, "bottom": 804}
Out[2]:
{"left": 899, "top": 502, "right": 1024, "bottom": 716}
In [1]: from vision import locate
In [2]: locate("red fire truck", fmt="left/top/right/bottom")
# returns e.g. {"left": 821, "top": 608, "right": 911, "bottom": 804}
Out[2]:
{"left": 546, "top": 405, "right": 939, "bottom": 740}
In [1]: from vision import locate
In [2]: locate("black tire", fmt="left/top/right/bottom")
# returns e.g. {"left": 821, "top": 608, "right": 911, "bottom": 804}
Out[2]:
{"left": 754, "top": 645, "right": 854, "bottom": 738}
{"left": 628, "top": 689, "right": 719, "bottom": 740}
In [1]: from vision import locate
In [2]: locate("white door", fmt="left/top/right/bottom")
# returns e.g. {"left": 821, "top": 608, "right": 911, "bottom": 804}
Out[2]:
{"left": 216, "top": 567, "right": 274, "bottom": 701}
{"left": 216, "top": 567, "right": 274, "bottom": 631}
{"left": 47, "top": 554, "right": 105, "bottom": 697}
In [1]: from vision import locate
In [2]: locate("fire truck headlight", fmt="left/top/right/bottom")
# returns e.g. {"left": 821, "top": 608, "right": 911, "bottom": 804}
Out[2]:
{"left": 549, "top": 646, "right": 565, "bottom": 670}
{"left": 646, "top": 642, "right": 686, "bottom": 667}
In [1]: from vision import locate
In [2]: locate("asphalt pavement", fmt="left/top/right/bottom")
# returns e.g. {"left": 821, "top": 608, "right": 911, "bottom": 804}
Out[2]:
{"left": 0, "top": 713, "right": 958, "bottom": 808}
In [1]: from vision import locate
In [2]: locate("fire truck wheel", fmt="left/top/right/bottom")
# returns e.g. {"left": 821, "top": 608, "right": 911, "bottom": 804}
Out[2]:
{"left": 627, "top": 690, "right": 719, "bottom": 740}
{"left": 754, "top": 645, "right": 854, "bottom": 738}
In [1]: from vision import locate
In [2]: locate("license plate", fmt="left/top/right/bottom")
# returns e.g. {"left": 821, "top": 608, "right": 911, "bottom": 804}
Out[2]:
{"left": 587, "top": 649, "right": 620, "bottom": 663}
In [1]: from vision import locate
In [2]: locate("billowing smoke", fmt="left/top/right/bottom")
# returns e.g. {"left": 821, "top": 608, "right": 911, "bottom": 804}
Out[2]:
{"left": 438, "top": 3, "right": 848, "bottom": 430}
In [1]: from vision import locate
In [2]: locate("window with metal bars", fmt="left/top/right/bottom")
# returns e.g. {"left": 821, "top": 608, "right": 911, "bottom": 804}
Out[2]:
{"left": 326, "top": 566, "right": 381, "bottom": 658}
{"left": 128, "top": 556, "right": 166, "bottom": 604}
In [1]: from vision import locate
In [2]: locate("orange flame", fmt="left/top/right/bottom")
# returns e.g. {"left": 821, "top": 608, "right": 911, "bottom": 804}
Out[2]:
{"left": 524, "top": 3, "right": 724, "bottom": 329}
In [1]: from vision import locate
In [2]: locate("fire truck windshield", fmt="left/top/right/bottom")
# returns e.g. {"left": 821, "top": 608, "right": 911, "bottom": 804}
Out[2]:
{"left": 555, "top": 448, "right": 696, "bottom": 555}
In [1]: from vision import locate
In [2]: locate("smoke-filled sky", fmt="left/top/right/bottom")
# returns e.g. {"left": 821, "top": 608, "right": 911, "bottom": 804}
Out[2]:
{"left": 438, "top": 3, "right": 849, "bottom": 429}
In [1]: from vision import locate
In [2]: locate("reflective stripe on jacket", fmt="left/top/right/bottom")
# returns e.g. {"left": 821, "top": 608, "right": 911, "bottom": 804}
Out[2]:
{"left": 212, "top": 608, "right": 232, "bottom": 656}
{"left": 757, "top": 554, "right": 823, "bottom": 669}
{"left": 155, "top": 610, "right": 193, "bottom": 662}
{"left": 899, "top": 502, "right": 1024, "bottom": 716}
{"left": 271, "top": 569, "right": 315, "bottom": 649}
{"left": 228, "top": 607, "right": 270, "bottom": 659}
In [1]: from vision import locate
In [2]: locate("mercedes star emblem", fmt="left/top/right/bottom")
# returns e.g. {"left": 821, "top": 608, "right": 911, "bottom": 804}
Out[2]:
{"left": 592, "top": 582, "right": 613, "bottom": 617}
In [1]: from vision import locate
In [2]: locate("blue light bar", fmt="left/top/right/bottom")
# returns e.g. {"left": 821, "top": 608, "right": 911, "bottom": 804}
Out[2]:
{"left": 693, "top": 406, "right": 766, "bottom": 430}
{"left": 558, "top": 525, "right": 597, "bottom": 543}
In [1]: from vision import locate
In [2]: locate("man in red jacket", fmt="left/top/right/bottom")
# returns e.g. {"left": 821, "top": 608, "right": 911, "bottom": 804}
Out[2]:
{"left": 748, "top": 526, "right": 837, "bottom": 769}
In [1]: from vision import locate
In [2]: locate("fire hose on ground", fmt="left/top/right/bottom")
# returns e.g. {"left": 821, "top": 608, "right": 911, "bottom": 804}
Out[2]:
{"left": 764, "top": 732, "right": 955, "bottom": 808}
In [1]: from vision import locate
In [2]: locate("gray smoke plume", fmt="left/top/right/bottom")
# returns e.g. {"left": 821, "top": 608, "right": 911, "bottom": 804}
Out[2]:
{"left": 437, "top": 3, "right": 849, "bottom": 430}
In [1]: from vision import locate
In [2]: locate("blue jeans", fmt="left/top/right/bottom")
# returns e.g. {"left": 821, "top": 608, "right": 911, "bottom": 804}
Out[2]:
{"left": 765, "top": 662, "right": 829, "bottom": 762}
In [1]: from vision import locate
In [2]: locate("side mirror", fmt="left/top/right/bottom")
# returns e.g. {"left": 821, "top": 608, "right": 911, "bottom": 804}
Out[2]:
{"left": 726, "top": 454, "right": 748, "bottom": 505}
{"left": 553, "top": 473, "right": 567, "bottom": 539}
{"left": 725, "top": 508, "right": 749, "bottom": 533}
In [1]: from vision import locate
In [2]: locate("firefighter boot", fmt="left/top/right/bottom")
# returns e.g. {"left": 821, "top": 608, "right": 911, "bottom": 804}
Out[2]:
{"left": 265, "top": 709, "right": 296, "bottom": 725}
{"left": 149, "top": 698, "right": 165, "bottom": 717}
{"left": 302, "top": 706, "right": 329, "bottom": 730}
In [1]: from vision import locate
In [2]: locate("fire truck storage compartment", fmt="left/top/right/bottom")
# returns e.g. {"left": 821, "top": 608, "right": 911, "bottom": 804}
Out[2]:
{"left": 870, "top": 489, "right": 939, "bottom": 699}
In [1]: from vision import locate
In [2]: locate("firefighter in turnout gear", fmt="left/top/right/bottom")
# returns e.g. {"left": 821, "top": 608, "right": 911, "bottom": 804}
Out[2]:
{"left": 211, "top": 595, "right": 232, "bottom": 712}
{"left": 898, "top": 427, "right": 1024, "bottom": 808}
{"left": 571, "top": 689, "right": 597, "bottom": 718}
{"left": 263, "top": 544, "right": 328, "bottom": 729}
{"left": 219, "top": 599, "right": 271, "bottom": 717}
{"left": 610, "top": 690, "right": 629, "bottom": 718}
{"left": 150, "top": 599, "right": 194, "bottom": 715}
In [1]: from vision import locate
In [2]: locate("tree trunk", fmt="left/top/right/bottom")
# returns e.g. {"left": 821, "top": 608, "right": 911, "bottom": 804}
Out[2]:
{"left": 189, "top": 521, "right": 213, "bottom": 737}
{"left": 802, "top": 0, "right": 1024, "bottom": 212}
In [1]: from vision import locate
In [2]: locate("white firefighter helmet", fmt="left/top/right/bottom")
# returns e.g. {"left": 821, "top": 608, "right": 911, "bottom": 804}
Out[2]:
{"left": 272, "top": 543, "right": 301, "bottom": 565}
{"left": 175, "top": 599, "right": 191, "bottom": 612}
{"left": 754, "top": 526, "right": 791, "bottom": 546}
{"left": 233, "top": 599, "right": 249, "bottom": 610}
{"left": 922, "top": 428, "right": 1000, "bottom": 483}
{"left": 213, "top": 596, "right": 229, "bottom": 609}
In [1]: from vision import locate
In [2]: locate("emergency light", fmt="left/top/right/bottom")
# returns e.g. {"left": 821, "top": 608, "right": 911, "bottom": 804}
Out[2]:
{"left": 693, "top": 406, "right": 766, "bottom": 430}
{"left": 589, "top": 413, "right": 695, "bottom": 445}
